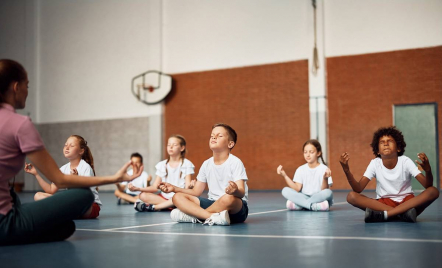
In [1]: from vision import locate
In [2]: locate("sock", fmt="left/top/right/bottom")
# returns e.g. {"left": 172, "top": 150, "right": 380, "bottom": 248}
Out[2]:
{"left": 383, "top": 211, "right": 388, "bottom": 220}
{"left": 151, "top": 205, "right": 155, "bottom": 210}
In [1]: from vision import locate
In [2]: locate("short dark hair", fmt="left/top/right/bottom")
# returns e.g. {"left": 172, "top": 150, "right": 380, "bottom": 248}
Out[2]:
{"left": 130, "top": 152, "right": 143, "bottom": 163}
{"left": 0, "top": 59, "right": 27, "bottom": 103}
{"left": 370, "top": 126, "right": 406, "bottom": 157}
{"left": 212, "top": 123, "right": 237, "bottom": 149}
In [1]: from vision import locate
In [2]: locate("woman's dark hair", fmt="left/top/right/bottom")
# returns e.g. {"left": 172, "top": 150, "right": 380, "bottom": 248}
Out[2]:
{"left": 370, "top": 126, "right": 406, "bottom": 157}
{"left": 0, "top": 59, "right": 27, "bottom": 103}
{"left": 303, "top": 139, "right": 326, "bottom": 165}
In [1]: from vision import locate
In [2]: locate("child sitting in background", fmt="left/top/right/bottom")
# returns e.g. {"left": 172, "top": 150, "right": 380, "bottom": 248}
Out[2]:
{"left": 277, "top": 139, "right": 333, "bottom": 212}
{"left": 114, "top": 152, "right": 151, "bottom": 205}
{"left": 25, "top": 135, "right": 102, "bottom": 219}
{"left": 133, "top": 135, "right": 195, "bottom": 212}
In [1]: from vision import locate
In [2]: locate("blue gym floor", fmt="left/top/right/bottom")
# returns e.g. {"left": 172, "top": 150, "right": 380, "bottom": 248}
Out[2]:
{"left": 2, "top": 191, "right": 442, "bottom": 268}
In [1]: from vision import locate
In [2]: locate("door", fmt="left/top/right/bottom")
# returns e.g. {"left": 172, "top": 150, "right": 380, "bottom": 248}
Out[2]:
{"left": 394, "top": 103, "right": 439, "bottom": 190}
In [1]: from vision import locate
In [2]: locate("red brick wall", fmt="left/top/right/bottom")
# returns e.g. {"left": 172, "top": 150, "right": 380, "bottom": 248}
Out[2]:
{"left": 328, "top": 46, "right": 442, "bottom": 189}
{"left": 165, "top": 61, "right": 310, "bottom": 190}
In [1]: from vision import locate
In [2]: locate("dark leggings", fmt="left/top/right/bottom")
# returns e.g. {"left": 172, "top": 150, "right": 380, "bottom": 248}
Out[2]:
{"left": 0, "top": 188, "right": 94, "bottom": 246}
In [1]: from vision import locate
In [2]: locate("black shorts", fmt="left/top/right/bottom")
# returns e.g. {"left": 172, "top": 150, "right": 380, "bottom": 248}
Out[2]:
{"left": 197, "top": 197, "right": 248, "bottom": 224}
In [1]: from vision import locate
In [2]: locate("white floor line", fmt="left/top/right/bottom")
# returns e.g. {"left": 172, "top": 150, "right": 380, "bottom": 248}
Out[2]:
{"left": 248, "top": 209, "right": 288, "bottom": 215}
{"left": 99, "top": 222, "right": 177, "bottom": 231}
{"left": 79, "top": 203, "right": 349, "bottom": 231}
{"left": 76, "top": 229, "right": 442, "bottom": 243}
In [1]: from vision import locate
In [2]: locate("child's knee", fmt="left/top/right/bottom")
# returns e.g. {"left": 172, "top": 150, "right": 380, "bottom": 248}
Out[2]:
{"left": 426, "top": 186, "right": 440, "bottom": 200}
{"left": 347, "top": 191, "right": 359, "bottom": 205}
{"left": 281, "top": 187, "right": 293, "bottom": 198}
{"left": 172, "top": 193, "right": 185, "bottom": 204}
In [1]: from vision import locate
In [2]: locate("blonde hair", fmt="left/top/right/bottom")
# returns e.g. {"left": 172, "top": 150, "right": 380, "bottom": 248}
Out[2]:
{"left": 165, "top": 134, "right": 187, "bottom": 178}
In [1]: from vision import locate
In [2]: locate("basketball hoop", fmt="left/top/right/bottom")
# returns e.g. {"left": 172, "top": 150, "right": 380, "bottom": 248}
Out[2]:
{"left": 131, "top": 70, "right": 172, "bottom": 105}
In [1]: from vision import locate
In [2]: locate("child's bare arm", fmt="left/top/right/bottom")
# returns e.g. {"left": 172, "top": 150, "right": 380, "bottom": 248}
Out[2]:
{"left": 184, "top": 174, "right": 193, "bottom": 189}
{"left": 415, "top": 152, "right": 433, "bottom": 188}
{"left": 339, "top": 152, "right": 369, "bottom": 193}
{"left": 277, "top": 165, "right": 302, "bottom": 192}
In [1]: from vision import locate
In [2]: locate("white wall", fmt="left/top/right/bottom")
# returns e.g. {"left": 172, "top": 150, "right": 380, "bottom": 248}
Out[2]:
{"left": 324, "top": 0, "right": 442, "bottom": 57}
{"left": 36, "top": 0, "right": 162, "bottom": 123}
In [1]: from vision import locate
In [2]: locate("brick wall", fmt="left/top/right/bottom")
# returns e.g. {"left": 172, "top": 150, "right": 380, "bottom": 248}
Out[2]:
{"left": 165, "top": 61, "right": 310, "bottom": 190}
{"left": 328, "top": 46, "right": 442, "bottom": 189}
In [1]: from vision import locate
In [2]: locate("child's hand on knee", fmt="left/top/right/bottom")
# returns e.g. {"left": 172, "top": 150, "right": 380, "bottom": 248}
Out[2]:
{"left": 159, "top": 182, "right": 175, "bottom": 193}
{"left": 128, "top": 183, "right": 139, "bottom": 192}
{"left": 225, "top": 181, "right": 238, "bottom": 195}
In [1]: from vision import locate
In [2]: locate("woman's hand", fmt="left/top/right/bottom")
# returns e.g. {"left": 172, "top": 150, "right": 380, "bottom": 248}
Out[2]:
{"left": 116, "top": 161, "right": 143, "bottom": 182}
{"left": 24, "top": 163, "right": 38, "bottom": 176}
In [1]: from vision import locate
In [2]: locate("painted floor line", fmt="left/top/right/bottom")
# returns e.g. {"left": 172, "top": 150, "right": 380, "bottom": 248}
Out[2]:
{"left": 76, "top": 229, "right": 442, "bottom": 243}
{"left": 80, "top": 204, "right": 348, "bottom": 231}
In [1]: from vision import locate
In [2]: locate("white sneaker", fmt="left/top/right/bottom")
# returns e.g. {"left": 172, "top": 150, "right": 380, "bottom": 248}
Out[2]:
{"left": 286, "top": 200, "right": 303, "bottom": 211}
{"left": 203, "top": 210, "right": 230, "bottom": 226}
{"left": 170, "top": 209, "right": 202, "bottom": 223}
{"left": 310, "top": 201, "right": 330, "bottom": 211}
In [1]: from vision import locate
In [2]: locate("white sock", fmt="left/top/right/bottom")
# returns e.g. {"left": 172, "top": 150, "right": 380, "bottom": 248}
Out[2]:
{"left": 384, "top": 211, "right": 388, "bottom": 220}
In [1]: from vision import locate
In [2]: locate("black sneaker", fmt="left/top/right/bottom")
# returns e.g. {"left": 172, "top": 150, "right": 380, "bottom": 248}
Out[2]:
{"left": 134, "top": 202, "right": 155, "bottom": 212}
{"left": 134, "top": 201, "right": 146, "bottom": 212}
{"left": 364, "top": 208, "right": 385, "bottom": 223}
{"left": 398, "top": 208, "right": 417, "bottom": 223}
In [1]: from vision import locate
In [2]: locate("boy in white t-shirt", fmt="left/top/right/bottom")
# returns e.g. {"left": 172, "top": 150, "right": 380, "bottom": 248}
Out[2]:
{"left": 159, "top": 123, "right": 248, "bottom": 226}
{"left": 339, "top": 126, "right": 439, "bottom": 223}
{"left": 114, "top": 153, "right": 151, "bottom": 204}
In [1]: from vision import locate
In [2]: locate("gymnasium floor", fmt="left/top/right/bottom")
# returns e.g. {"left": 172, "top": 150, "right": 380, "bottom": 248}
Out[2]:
{"left": 2, "top": 191, "right": 442, "bottom": 268}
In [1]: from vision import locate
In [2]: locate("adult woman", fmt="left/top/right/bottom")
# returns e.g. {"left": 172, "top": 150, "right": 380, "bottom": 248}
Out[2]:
{"left": 0, "top": 59, "right": 141, "bottom": 245}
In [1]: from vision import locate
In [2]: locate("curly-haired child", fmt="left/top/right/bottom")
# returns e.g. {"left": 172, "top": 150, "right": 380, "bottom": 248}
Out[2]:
{"left": 339, "top": 126, "right": 439, "bottom": 223}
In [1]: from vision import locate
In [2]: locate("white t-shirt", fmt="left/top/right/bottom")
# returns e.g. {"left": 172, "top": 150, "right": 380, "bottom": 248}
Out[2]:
{"left": 293, "top": 163, "right": 333, "bottom": 196}
{"left": 59, "top": 159, "right": 102, "bottom": 206}
{"left": 363, "top": 156, "right": 421, "bottom": 202}
{"left": 121, "top": 170, "right": 149, "bottom": 195}
{"left": 197, "top": 154, "right": 248, "bottom": 202}
{"left": 155, "top": 158, "right": 195, "bottom": 199}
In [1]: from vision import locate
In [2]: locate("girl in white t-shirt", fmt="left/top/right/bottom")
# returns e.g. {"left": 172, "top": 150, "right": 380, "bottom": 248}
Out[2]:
{"left": 24, "top": 135, "right": 102, "bottom": 219}
{"left": 277, "top": 139, "right": 333, "bottom": 211}
{"left": 133, "top": 135, "right": 195, "bottom": 212}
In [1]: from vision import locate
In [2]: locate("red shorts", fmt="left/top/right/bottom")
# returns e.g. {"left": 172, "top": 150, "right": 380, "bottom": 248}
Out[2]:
{"left": 82, "top": 202, "right": 101, "bottom": 219}
{"left": 377, "top": 194, "right": 415, "bottom": 207}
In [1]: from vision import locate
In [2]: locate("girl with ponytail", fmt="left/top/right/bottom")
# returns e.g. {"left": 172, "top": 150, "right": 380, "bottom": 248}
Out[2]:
{"left": 132, "top": 135, "right": 195, "bottom": 212}
{"left": 25, "top": 135, "right": 102, "bottom": 219}
{"left": 277, "top": 139, "right": 334, "bottom": 212}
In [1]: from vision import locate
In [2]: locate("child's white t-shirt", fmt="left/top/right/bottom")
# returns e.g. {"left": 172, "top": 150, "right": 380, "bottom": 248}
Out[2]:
{"left": 293, "top": 163, "right": 333, "bottom": 196}
{"left": 363, "top": 155, "right": 421, "bottom": 202}
{"left": 121, "top": 170, "right": 150, "bottom": 195}
{"left": 59, "top": 159, "right": 102, "bottom": 206}
{"left": 155, "top": 158, "right": 195, "bottom": 199}
{"left": 197, "top": 154, "right": 248, "bottom": 203}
